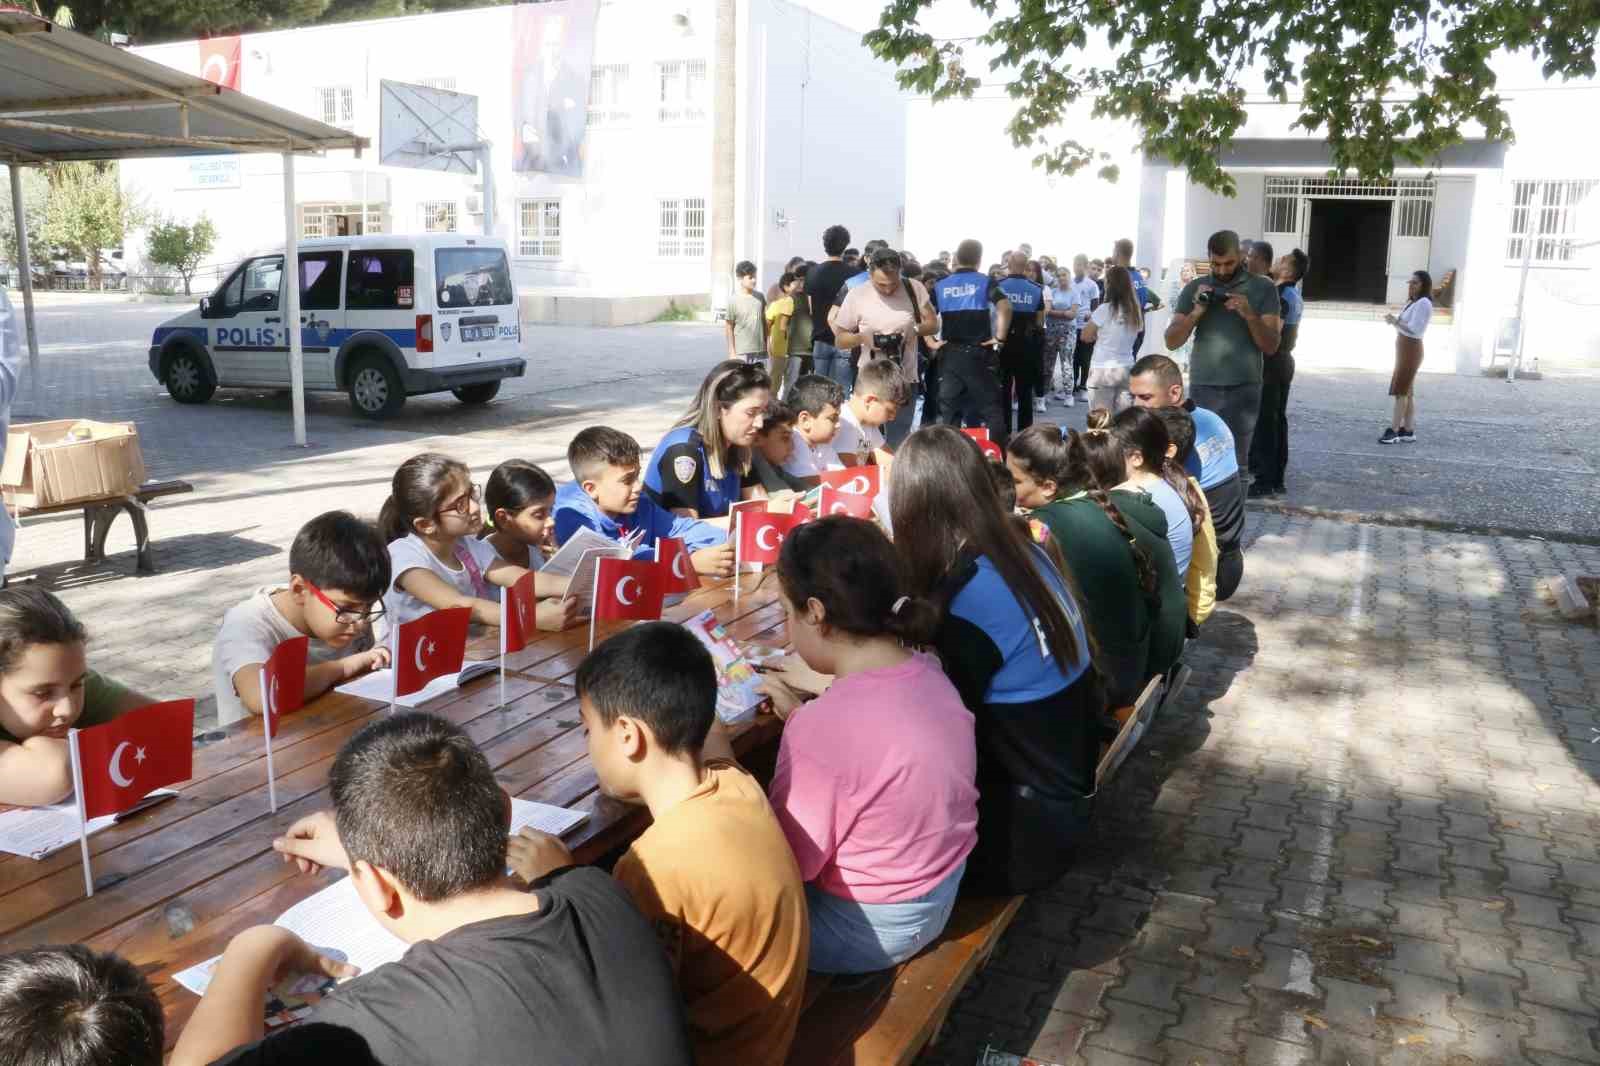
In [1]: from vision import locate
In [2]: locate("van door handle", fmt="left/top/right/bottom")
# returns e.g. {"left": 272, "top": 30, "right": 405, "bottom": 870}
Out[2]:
{"left": 264, "top": 316, "right": 281, "bottom": 323}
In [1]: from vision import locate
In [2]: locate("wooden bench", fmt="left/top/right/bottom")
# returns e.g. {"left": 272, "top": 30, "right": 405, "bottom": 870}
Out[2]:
{"left": 9, "top": 479, "right": 193, "bottom": 578}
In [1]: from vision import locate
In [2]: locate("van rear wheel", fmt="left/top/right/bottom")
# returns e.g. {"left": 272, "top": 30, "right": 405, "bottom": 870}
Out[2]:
{"left": 348, "top": 354, "right": 406, "bottom": 418}
{"left": 452, "top": 381, "right": 501, "bottom": 405}
{"left": 164, "top": 347, "right": 216, "bottom": 404}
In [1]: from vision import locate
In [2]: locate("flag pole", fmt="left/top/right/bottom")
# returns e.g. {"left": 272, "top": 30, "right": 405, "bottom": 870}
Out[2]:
{"left": 498, "top": 594, "right": 508, "bottom": 710}
{"left": 388, "top": 622, "right": 398, "bottom": 713}
{"left": 260, "top": 666, "right": 278, "bottom": 814}
{"left": 587, "top": 564, "right": 601, "bottom": 652}
{"left": 733, "top": 511, "right": 743, "bottom": 607}
{"left": 67, "top": 729, "right": 94, "bottom": 898}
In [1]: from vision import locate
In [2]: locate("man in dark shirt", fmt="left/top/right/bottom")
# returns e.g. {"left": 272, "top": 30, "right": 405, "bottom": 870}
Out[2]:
{"left": 171, "top": 713, "right": 691, "bottom": 1066}
{"left": 931, "top": 238, "right": 1012, "bottom": 446}
{"left": 996, "top": 251, "right": 1045, "bottom": 435}
{"left": 805, "top": 224, "right": 856, "bottom": 388}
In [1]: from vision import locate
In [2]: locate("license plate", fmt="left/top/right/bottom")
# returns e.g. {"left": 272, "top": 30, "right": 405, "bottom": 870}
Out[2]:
{"left": 461, "top": 325, "right": 496, "bottom": 342}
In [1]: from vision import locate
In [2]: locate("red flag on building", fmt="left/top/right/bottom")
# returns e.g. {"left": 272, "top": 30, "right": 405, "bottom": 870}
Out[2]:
{"left": 262, "top": 636, "right": 309, "bottom": 740}
{"left": 394, "top": 607, "right": 470, "bottom": 698}
{"left": 818, "top": 466, "right": 880, "bottom": 499}
{"left": 656, "top": 536, "right": 701, "bottom": 595}
{"left": 593, "top": 557, "right": 665, "bottom": 623}
{"left": 737, "top": 510, "right": 801, "bottom": 566}
{"left": 819, "top": 485, "right": 875, "bottom": 519}
{"left": 73, "top": 700, "right": 195, "bottom": 820}
{"left": 961, "top": 427, "right": 1003, "bottom": 460}
{"left": 197, "top": 36, "right": 242, "bottom": 91}
{"left": 501, "top": 572, "right": 537, "bottom": 656}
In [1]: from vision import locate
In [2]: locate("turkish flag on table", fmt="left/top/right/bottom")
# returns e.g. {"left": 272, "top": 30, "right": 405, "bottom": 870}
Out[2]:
{"left": 961, "top": 427, "right": 1003, "bottom": 460}
{"left": 394, "top": 607, "right": 470, "bottom": 698}
{"left": 74, "top": 700, "right": 195, "bottom": 820}
{"left": 501, "top": 572, "right": 537, "bottom": 655}
{"left": 819, "top": 466, "right": 880, "bottom": 500}
{"left": 656, "top": 536, "right": 701, "bottom": 594}
{"left": 819, "top": 485, "right": 875, "bottom": 519}
{"left": 593, "top": 557, "right": 665, "bottom": 622}
{"left": 737, "top": 510, "right": 801, "bottom": 566}
{"left": 197, "top": 36, "right": 242, "bottom": 91}
{"left": 262, "top": 636, "right": 309, "bottom": 740}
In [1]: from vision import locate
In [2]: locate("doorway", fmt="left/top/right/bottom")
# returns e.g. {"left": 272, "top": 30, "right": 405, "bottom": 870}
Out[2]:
{"left": 1304, "top": 199, "right": 1391, "bottom": 303}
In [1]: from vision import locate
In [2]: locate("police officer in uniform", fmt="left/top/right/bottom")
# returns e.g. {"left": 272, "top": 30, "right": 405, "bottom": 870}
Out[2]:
{"left": 931, "top": 239, "right": 1012, "bottom": 444}
{"left": 996, "top": 251, "right": 1046, "bottom": 435}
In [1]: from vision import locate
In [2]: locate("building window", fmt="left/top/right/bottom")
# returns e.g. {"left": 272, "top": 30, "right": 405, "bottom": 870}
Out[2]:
{"left": 1262, "top": 177, "right": 1298, "bottom": 234}
{"left": 316, "top": 86, "right": 356, "bottom": 129}
{"left": 415, "top": 76, "right": 458, "bottom": 92}
{"left": 300, "top": 202, "right": 385, "bottom": 239}
{"left": 656, "top": 59, "right": 707, "bottom": 123}
{"left": 517, "top": 199, "right": 562, "bottom": 258}
{"left": 421, "top": 201, "right": 458, "bottom": 233}
{"left": 588, "top": 63, "right": 631, "bottom": 126}
{"left": 1506, "top": 179, "right": 1599, "bottom": 264}
{"left": 657, "top": 197, "right": 706, "bottom": 258}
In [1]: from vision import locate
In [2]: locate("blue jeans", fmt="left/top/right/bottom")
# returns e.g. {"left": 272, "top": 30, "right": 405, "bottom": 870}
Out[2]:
{"left": 805, "top": 860, "right": 966, "bottom": 974}
{"left": 811, "top": 341, "right": 852, "bottom": 390}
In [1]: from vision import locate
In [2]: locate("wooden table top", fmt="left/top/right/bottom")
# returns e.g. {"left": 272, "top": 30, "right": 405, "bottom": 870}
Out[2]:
{"left": 0, "top": 571, "right": 790, "bottom": 1049}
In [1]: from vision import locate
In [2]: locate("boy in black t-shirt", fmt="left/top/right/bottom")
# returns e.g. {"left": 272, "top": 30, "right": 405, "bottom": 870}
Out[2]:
{"left": 171, "top": 712, "right": 691, "bottom": 1066}
{"left": 0, "top": 945, "right": 164, "bottom": 1066}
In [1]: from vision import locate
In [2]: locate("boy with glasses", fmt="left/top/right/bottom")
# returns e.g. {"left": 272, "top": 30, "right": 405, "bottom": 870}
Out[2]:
{"left": 212, "top": 510, "right": 392, "bottom": 726}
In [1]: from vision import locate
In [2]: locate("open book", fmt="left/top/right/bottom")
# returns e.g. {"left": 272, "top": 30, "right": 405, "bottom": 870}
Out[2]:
{"left": 172, "top": 798, "right": 589, "bottom": 1022}
{"left": 334, "top": 659, "right": 498, "bottom": 708}
{"left": 543, "top": 526, "right": 644, "bottom": 613}
{"left": 680, "top": 609, "right": 767, "bottom": 725}
{"left": 0, "top": 789, "right": 178, "bottom": 860}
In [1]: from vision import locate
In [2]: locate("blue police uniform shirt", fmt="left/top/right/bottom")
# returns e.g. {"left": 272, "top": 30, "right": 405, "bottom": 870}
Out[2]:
{"left": 932, "top": 269, "right": 1007, "bottom": 345}
{"left": 997, "top": 276, "right": 1044, "bottom": 333}
{"left": 1279, "top": 284, "right": 1304, "bottom": 327}
{"left": 1182, "top": 405, "right": 1239, "bottom": 490}
{"left": 1131, "top": 271, "right": 1151, "bottom": 310}
{"left": 843, "top": 271, "right": 869, "bottom": 292}
{"left": 643, "top": 426, "right": 742, "bottom": 518}
{"left": 948, "top": 551, "right": 1091, "bottom": 704}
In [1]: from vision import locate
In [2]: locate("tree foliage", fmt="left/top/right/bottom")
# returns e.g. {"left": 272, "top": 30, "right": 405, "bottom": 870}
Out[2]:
{"left": 41, "top": 163, "right": 145, "bottom": 282}
{"left": 61, "top": 0, "right": 507, "bottom": 41}
{"left": 0, "top": 167, "right": 49, "bottom": 269}
{"left": 866, "top": 0, "right": 1600, "bottom": 195}
{"left": 145, "top": 213, "right": 218, "bottom": 294}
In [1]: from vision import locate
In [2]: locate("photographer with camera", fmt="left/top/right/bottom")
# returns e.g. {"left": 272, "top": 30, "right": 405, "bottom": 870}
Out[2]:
{"left": 997, "top": 251, "right": 1047, "bottom": 434}
{"left": 1164, "top": 229, "right": 1282, "bottom": 471}
{"left": 833, "top": 246, "right": 937, "bottom": 448}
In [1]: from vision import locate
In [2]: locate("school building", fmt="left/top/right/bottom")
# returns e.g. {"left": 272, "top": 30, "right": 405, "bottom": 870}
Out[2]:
{"left": 121, "top": 0, "right": 907, "bottom": 325}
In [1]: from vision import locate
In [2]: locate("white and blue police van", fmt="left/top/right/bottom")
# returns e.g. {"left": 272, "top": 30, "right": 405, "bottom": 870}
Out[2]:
{"left": 147, "top": 233, "right": 526, "bottom": 417}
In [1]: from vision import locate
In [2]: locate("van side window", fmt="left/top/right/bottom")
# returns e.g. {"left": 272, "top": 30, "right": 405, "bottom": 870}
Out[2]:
{"left": 217, "top": 256, "right": 282, "bottom": 315}
{"left": 300, "top": 252, "right": 343, "bottom": 311}
{"left": 346, "top": 251, "right": 416, "bottom": 310}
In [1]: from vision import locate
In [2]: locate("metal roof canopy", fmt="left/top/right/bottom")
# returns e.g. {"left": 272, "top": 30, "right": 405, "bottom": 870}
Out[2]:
{"left": 0, "top": 7, "right": 370, "bottom": 445}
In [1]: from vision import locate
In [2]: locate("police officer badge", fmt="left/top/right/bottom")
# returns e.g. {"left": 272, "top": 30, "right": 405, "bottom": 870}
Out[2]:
{"left": 673, "top": 456, "right": 697, "bottom": 484}
{"left": 440, "top": 322, "right": 452, "bottom": 342}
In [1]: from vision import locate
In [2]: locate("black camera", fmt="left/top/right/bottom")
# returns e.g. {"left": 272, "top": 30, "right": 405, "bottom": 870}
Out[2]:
{"left": 873, "top": 332, "right": 905, "bottom": 361}
{"left": 1194, "top": 286, "right": 1222, "bottom": 307}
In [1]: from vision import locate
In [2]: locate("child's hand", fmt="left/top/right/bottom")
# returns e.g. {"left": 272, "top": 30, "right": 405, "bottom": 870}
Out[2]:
{"left": 692, "top": 544, "right": 736, "bottom": 579}
{"left": 344, "top": 646, "right": 389, "bottom": 678}
{"left": 757, "top": 677, "right": 805, "bottom": 721}
{"left": 243, "top": 926, "right": 362, "bottom": 985}
{"left": 506, "top": 828, "right": 574, "bottom": 884}
{"left": 537, "top": 596, "right": 581, "bottom": 632}
{"left": 273, "top": 810, "right": 351, "bottom": 875}
{"left": 771, "top": 654, "right": 834, "bottom": 698}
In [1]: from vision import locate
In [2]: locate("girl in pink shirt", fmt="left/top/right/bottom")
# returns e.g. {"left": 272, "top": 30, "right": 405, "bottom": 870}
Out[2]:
{"left": 765, "top": 516, "right": 978, "bottom": 973}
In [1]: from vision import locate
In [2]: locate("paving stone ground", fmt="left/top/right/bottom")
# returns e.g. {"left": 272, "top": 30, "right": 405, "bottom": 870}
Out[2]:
{"left": 8, "top": 297, "right": 1600, "bottom": 1064}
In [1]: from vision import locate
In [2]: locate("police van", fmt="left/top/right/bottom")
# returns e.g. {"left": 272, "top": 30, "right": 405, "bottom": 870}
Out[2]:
{"left": 147, "top": 233, "right": 526, "bottom": 417}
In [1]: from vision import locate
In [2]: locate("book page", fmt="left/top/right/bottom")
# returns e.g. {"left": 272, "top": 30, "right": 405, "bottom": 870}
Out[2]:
{"left": 543, "top": 526, "right": 622, "bottom": 577}
{"left": 274, "top": 876, "right": 409, "bottom": 975}
{"left": 679, "top": 610, "right": 766, "bottom": 723}
{"left": 335, "top": 669, "right": 474, "bottom": 708}
{"left": 509, "top": 797, "right": 588, "bottom": 838}
{"left": 0, "top": 790, "right": 177, "bottom": 860}
{"left": 560, "top": 546, "right": 628, "bottom": 612}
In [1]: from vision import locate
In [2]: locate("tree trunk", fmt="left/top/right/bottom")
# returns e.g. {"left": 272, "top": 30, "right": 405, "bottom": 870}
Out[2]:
{"left": 710, "top": 0, "right": 736, "bottom": 310}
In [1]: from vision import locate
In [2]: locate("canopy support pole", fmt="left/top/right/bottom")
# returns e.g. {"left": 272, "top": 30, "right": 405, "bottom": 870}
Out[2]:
{"left": 8, "top": 164, "right": 39, "bottom": 403}
{"left": 282, "top": 151, "right": 306, "bottom": 446}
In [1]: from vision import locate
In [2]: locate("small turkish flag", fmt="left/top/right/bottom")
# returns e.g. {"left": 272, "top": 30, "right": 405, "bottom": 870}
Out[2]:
{"left": 74, "top": 700, "right": 195, "bottom": 820}
{"left": 197, "top": 36, "right": 242, "bottom": 91}
{"left": 501, "top": 572, "right": 537, "bottom": 655}
{"left": 593, "top": 557, "right": 665, "bottom": 622}
{"left": 962, "top": 427, "right": 1003, "bottom": 460}
{"left": 262, "top": 636, "right": 309, "bottom": 740}
{"left": 394, "top": 607, "right": 470, "bottom": 698}
{"left": 656, "top": 536, "right": 701, "bottom": 594}
{"left": 819, "top": 466, "right": 880, "bottom": 499}
{"left": 738, "top": 510, "right": 801, "bottom": 565}
{"left": 819, "top": 485, "right": 875, "bottom": 519}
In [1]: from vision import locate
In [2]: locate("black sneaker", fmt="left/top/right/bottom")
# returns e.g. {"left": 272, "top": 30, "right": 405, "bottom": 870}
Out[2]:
{"left": 1379, "top": 428, "right": 1399, "bottom": 444}
{"left": 1398, "top": 428, "right": 1416, "bottom": 443}
{"left": 1247, "top": 481, "right": 1278, "bottom": 499}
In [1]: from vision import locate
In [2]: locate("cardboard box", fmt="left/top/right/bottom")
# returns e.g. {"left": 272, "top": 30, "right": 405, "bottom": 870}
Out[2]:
{"left": 1, "top": 419, "right": 147, "bottom": 509}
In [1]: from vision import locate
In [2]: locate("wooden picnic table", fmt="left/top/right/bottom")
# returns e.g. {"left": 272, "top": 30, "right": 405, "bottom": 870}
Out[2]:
{"left": 0, "top": 570, "right": 790, "bottom": 1051}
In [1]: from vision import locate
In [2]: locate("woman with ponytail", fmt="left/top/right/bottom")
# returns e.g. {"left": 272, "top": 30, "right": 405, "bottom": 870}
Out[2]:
{"left": 1103, "top": 406, "right": 1199, "bottom": 578}
{"left": 890, "top": 426, "right": 1100, "bottom": 897}
{"left": 764, "top": 516, "right": 978, "bottom": 972}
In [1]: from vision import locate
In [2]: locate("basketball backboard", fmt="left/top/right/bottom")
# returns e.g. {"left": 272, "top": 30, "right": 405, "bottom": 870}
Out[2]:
{"left": 378, "top": 80, "right": 480, "bottom": 174}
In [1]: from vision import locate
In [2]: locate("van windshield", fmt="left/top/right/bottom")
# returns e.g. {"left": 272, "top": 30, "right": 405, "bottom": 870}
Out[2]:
{"left": 435, "top": 247, "right": 514, "bottom": 308}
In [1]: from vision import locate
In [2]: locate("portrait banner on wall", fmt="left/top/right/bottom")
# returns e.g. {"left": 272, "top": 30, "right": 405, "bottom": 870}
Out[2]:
{"left": 511, "top": 0, "right": 599, "bottom": 177}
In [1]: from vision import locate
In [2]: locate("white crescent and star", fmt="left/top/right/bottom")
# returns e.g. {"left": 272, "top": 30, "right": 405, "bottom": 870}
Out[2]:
{"left": 830, "top": 501, "right": 850, "bottom": 515}
{"left": 267, "top": 676, "right": 280, "bottom": 717}
{"left": 201, "top": 54, "right": 230, "bottom": 84}
{"left": 671, "top": 552, "right": 689, "bottom": 580}
{"left": 844, "top": 475, "right": 871, "bottom": 495}
{"left": 108, "top": 741, "right": 146, "bottom": 788}
{"left": 413, "top": 637, "right": 436, "bottom": 673}
{"left": 755, "top": 525, "right": 781, "bottom": 551}
{"left": 616, "top": 576, "right": 641, "bottom": 605}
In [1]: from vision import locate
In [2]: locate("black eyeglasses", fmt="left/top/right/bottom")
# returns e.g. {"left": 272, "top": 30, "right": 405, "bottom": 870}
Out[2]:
{"left": 437, "top": 482, "right": 481, "bottom": 518}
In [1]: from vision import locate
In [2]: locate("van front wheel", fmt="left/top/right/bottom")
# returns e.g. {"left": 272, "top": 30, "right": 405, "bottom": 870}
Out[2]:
{"left": 452, "top": 381, "right": 501, "bottom": 405}
{"left": 164, "top": 348, "right": 216, "bottom": 404}
{"left": 348, "top": 354, "right": 406, "bottom": 418}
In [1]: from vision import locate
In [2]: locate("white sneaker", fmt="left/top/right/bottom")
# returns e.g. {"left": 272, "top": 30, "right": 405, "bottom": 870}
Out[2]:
{"left": 1034, "top": 399, "right": 1048, "bottom": 414}
{"left": 1064, "top": 393, "right": 1075, "bottom": 408}
{"left": 1074, "top": 389, "right": 1089, "bottom": 402}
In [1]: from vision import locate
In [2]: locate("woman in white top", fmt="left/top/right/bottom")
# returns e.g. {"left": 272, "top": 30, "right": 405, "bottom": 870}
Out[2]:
{"left": 1381, "top": 270, "right": 1433, "bottom": 444}
{"left": 1079, "top": 266, "right": 1143, "bottom": 414}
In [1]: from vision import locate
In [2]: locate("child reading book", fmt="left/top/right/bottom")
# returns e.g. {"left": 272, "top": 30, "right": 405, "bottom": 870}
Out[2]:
{"left": 506, "top": 624, "right": 808, "bottom": 1066}
{"left": 555, "top": 427, "right": 734, "bottom": 578}
{"left": 747, "top": 401, "right": 813, "bottom": 495}
{"left": 212, "top": 511, "right": 391, "bottom": 728}
{"left": 480, "top": 459, "right": 558, "bottom": 570}
{"left": 832, "top": 358, "right": 909, "bottom": 467}
{"left": 171, "top": 712, "right": 693, "bottom": 1066}
{"left": 378, "top": 453, "right": 577, "bottom": 638}
{"left": 0, "top": 587, "right": 154, "bottom": 807}
{"left": 777, "top": 374, "right": 846, "bottom": 485}
{"left": 0, "top": 945, "right": 164, "bottom": 1066}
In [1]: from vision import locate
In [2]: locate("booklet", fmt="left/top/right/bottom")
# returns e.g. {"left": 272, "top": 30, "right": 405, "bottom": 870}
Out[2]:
{"left": 172, "top": 798, "right": 588, "bottom": 1022}
{"left": 542, "top": 527, "right": 643, "bottom": 614}
{"left": 0, "top": 789, "right": 178, "bottom": 860}
{"left": 334, "top": 660, "right": 498, "bottom": 708}
{"left": 680, "top": 609, "right": 767, "bottom": 725}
